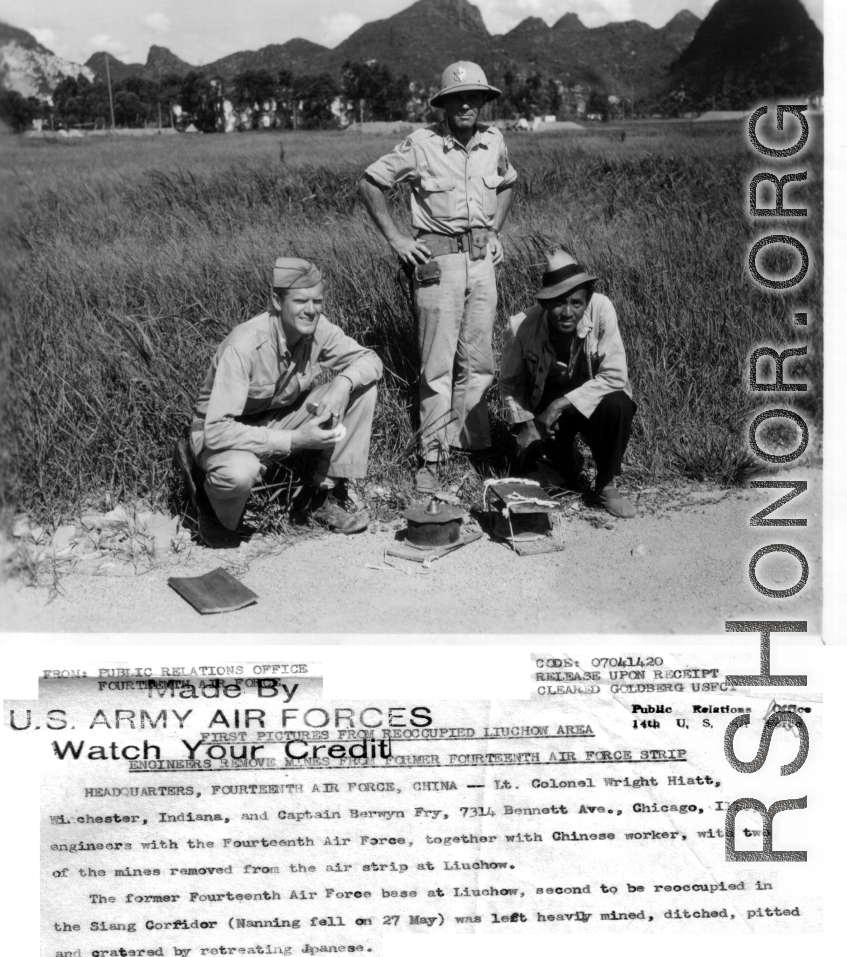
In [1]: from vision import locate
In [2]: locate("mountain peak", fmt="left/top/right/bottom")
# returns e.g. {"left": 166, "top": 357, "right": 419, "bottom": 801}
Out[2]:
{"left": 421, "top": 0, "right": 486, "bottom": 26}
{"left": 673, "top": 0, "right": 822, "bottom": 101}
{"left": 0, "top": 20, "right": 44, "bottom": 51}
{"left": 145, "top": 45, "right": 191, "bottom": 73}
{"left": 506, "top": 17, "right": 549, "bottom": 39}
{"left": 660, "top": 8, "right": 702, "bottom": 53}
{"left": 596, "top": 19, "right": 655, "bottom": 37}
{"left": 664, "top": 9, "right": 701, "bottom": 28}
{"left": 397, "top": 0, "right": 489, "bottom": 36}
{"left": 1, "top": 19, "right": 93, "bottom": 97}
{"left": 552, "top": 12, "right": 586, "bottom": 32}
{"left": 85, "top": 50, "right": 145, "bottom": 84}
{"left": 331, "top": 0, "right": 489, "bottom": 81}
{"left": 85, "top": 50, "right": 123, "bottom": 68}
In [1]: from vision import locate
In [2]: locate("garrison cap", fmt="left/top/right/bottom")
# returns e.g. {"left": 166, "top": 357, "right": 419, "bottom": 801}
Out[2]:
{"left": 273, "top": 257, "right": 322, "bottom": 289}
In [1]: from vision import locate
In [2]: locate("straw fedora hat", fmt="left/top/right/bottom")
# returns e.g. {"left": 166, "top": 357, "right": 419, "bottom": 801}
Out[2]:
{"left": 535, "top": 249, "right": 599, "bottom": 300}
{"left": 430, "top": 61, "right": 501, "bottom": 108}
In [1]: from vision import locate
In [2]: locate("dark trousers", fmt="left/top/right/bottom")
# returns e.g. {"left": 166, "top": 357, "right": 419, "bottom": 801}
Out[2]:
{"left": 539, "top": 387, "right": 636, "bottom": 491}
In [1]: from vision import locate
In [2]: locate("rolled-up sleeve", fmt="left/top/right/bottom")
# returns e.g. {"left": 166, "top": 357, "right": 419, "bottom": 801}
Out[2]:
{"left": 566, "top": 299, "right": 629, "bottom": 419}
{"left": 498, "top": 315, "right": 534, "bottom": 424}
{"left": 202, "top": 348, "right": 293, "bottom": 457}
{"left": 363, "top": 137, "right": 418, "bottom": 190}
{"left": 318, "top": 321, "right": 383, "bottom": 390}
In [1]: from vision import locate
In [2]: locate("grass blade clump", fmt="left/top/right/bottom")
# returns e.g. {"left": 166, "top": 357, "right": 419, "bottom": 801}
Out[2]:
{"left": 3, "top": 124, "right": 822, "bottom": 525}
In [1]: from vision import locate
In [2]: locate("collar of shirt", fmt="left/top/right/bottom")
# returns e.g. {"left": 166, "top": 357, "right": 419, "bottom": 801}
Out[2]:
{"left": 576, "top": 309, "right": 594, "bottom": 340}
{"left": 270, "top": 310, "right": 316, "bottom": 361}
{"left": 438, "top": 118, "right": 484, "bottom": 153}
{"left": 270, "top": 311, "right": 290, "bottom": 358}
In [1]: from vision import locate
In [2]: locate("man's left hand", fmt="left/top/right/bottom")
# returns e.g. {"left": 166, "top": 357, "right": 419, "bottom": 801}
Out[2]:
{"left": 306, "top": 377, "right": 352, "bottom": 427}
{"left": 537, "top": 396, "right": 573, "bottom": 437}
{"left": 489, "top": 234, "right": 504, "bottom": 266}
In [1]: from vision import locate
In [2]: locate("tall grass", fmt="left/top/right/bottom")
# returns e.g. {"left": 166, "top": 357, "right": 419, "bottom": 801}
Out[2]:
{"left": 2, "top": 122, "right": 822, "bottom": 526}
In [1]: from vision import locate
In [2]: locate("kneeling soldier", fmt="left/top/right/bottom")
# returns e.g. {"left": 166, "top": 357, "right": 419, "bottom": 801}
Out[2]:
{"left": 176, "top": 257, "right": 383, "bottom": 547}
{"left": 499, "top": 249, "right": 637, "bottom": 519}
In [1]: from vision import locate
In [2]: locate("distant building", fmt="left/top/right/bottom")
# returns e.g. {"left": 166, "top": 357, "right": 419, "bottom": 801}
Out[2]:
{"left": 331, "top": 96, "right": 350, "bottom": 127}
{"left": 217, "top": 99, "right": 236, "bottom": 133}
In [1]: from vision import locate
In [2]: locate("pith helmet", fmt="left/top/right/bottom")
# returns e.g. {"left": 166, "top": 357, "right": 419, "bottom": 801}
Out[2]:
{"left": 429, "top": 61, "right": 501, "bottom": 108}
{"left": 535, "top": 249, "right": 599, "bottom": 300}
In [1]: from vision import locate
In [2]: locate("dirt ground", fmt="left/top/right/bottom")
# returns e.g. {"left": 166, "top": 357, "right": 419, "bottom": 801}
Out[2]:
{"left": 1, "top": 470, "right": 822, "bottom": 642}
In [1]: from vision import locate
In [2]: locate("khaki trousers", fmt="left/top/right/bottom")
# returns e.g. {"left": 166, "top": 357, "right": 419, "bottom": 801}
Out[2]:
{"left": 191, "top": 382, "right": 377, "bottom": 530}
{"left": 413, "top": 251, "right": 497, "bottom": 462}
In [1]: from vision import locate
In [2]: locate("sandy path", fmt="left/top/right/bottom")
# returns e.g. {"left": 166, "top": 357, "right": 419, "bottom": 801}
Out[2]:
{"left": 2, "top": 472, "right": 822, "bottom": 642}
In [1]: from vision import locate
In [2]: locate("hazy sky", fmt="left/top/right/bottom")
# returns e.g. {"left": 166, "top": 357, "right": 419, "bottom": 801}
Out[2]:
{"left": 4, "top": 0, "right": 826, "bottom": 68}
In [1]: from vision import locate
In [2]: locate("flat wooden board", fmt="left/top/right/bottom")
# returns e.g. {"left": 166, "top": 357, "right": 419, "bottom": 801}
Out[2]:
{"left": 168, "top": 567, "right": 258, "bottom": 614}
{"left": 385, "top": 530, "right": 483, "bottom": 563}
{"left": 511, "top": 538, "right": 563, "bottom": 557}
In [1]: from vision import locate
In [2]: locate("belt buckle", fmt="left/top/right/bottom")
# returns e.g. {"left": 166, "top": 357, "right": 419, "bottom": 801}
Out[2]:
{"left": 458, "top": 233, "right": 470, "bottom": 253}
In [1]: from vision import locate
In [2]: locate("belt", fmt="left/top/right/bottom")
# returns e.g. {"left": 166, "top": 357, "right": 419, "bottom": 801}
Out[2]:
{"left": 416, "top": 228, "right": 490, "bottom": 258}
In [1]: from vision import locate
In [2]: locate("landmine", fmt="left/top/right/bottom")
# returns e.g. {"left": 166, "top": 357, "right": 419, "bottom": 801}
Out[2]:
{"left": 485, "top": 478, "right": 563, "bottom": 556}
{"left": 385, "top": 497, "right": 483, "bottom": 562}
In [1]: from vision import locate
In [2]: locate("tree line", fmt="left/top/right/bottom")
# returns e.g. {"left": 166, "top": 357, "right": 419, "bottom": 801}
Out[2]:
{"left": 0, "top": 52, "right": 809, "bottom": 133}
{"left": 1, "top": 57, "right": 642, "bottom": 134}
{"left": 0, "top": 60, "right": 425, "bottom": 132}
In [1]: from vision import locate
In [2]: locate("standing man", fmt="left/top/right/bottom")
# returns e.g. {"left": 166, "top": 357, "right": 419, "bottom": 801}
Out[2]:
{"left": 359, "top": 61, "right": 517, "bottom": 493}
{"left": 175, "top": 257, "right": 383, "bottom": 547}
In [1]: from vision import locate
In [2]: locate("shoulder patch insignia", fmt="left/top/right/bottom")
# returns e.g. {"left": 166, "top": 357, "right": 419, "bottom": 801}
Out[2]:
{"left": 398, "top": 138, "right": 412, "bottom": 153}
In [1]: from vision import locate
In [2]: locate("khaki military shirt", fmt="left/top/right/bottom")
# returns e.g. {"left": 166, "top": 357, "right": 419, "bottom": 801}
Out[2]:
{"left": 193, "top": 311, "right": 383, "bottom": 458}
{"left": 363, "top": 120, "right": 517, "bottom": 235}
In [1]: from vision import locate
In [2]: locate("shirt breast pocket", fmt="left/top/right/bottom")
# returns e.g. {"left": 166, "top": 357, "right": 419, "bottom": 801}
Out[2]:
{"left": 481, "top": 174, "right": 503, "bottom": 217}
{"left": 420, "top": 176, "right": 456, "bottom": 219}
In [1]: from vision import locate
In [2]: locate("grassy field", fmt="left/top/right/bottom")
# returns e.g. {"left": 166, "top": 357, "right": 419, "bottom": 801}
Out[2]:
{"left": 1, "top": 120, "right": 823, "bottom": 530}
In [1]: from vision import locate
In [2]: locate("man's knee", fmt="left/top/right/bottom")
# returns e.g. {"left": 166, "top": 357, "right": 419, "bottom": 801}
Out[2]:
{"left": 205, "top": 453, "right": 262, "bottom": 496}
{"left": 594, "top": 391, "right": 635, "bottom": 421}
{"left": 350, "top": 381, "right": 377, "bottom": 411}
{"left": 344, "top": 382, "right": 378, "bottom": 427}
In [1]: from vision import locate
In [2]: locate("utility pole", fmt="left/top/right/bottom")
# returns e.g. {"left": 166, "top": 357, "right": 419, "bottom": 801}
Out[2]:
{"left": 158, "top": 101, "right": 162, "bottom": 132}
{"left": 104, "top": 53, "right": 116, "bottom": 130}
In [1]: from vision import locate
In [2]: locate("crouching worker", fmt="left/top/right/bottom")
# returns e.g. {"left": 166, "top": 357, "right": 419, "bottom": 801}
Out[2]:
{"left": 175, "top": 257, "right": 383, "bottom": 547}
{"left": 499, "top": 250, "right": 637, "bottom": 519}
